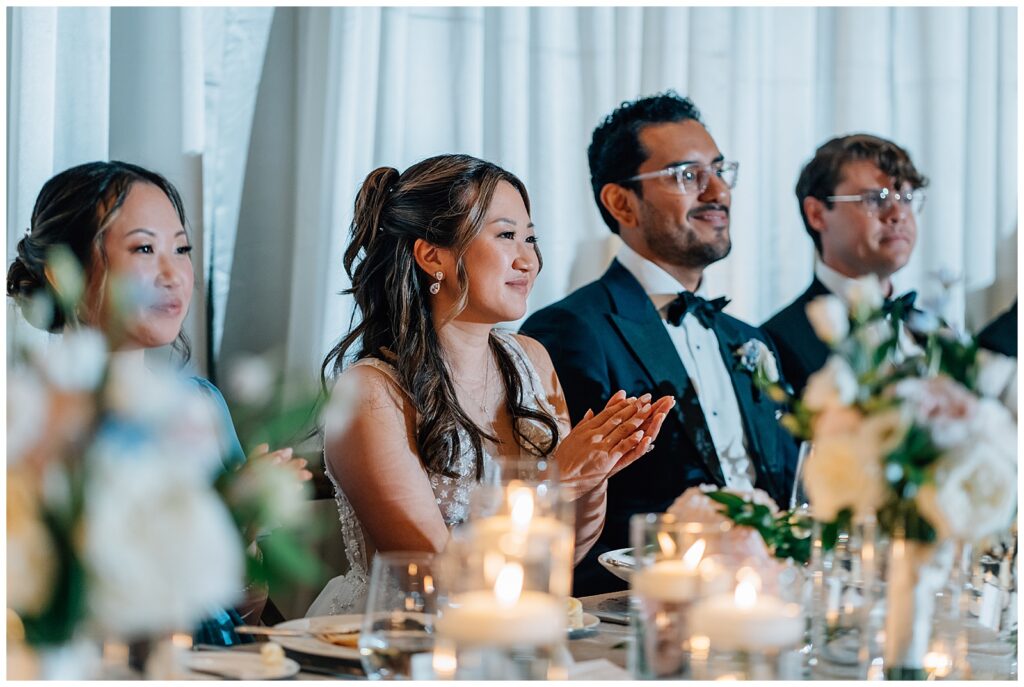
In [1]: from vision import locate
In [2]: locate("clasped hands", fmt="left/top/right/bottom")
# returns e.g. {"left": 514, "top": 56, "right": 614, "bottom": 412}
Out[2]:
{"left": 553, "top": 390, "right": 675, "bottom": 497}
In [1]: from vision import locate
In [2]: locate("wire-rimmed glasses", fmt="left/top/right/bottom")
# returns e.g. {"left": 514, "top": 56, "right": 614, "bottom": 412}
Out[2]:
{"left": 620, "top": 160, "right": 739, "bottom": 195}
{"left": 826, "top": 187, "right": 925, "bottom": 217}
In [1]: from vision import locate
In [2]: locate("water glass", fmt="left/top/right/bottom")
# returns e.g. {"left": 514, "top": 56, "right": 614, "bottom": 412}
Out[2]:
{"left": 358, "top": 552, "right": 438, "bottom": 680}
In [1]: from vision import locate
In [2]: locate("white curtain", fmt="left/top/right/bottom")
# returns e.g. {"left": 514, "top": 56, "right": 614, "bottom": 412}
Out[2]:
{"left": 5, "top": 6, "right": 272, "bottom": 375}
{"left": 8, "top": 7, "right": 1018, "bottom": 381}
{"left": 256, "top": 6, "right": 1015, "bottom": 380}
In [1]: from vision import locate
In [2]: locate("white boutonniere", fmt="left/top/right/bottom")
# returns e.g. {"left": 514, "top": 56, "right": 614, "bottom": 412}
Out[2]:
{"left": 734, "top": 339, "right": 780, "bottom": 393}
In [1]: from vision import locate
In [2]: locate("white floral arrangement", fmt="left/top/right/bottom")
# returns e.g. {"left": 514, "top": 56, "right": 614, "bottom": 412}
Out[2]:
{"left": 6, "top": 251, "right": 318, "bottom": 656}
{"left": 791, "top": 275, "right": 1017, "bottom": 543}
{"left": 7, "top": 328, "right": 246, "bottom": 644}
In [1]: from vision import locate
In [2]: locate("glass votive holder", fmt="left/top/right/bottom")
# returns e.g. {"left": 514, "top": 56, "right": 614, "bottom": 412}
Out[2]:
{"left": 688, "top": 566, "right": 805, "bottom": 680}
{"left": 470, "top": 457, "right": 575, "bottom": 596}
{"left": 432, "top": 522, "right": 569, "bottom": 680}
{"left": 629, "top": 513, "right": 734, "bottom": 679}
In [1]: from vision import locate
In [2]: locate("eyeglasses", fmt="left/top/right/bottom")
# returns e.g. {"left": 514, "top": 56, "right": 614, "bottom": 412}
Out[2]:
{"left": 620, "top": 160, "right": 739, "bottom": 195}
{"left": 825, "top": 187, "right": 925, "bottom": 217}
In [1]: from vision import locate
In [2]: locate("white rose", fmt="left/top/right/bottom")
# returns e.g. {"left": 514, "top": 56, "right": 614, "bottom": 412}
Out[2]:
{"left": 756, "top": 341, "right": 780, "bottom": 383}
{"left": 844, "top": 274, "right": 884, "bottom": 319}
{"left": 806, "top": 295, "right": 849, "bottom": 344}
{"left": 855, "top": 319, "right": 897, "bottom": 352}
{"left": 975, "top": 349, "right": 1017, "bottom": 400}
{"left": 225, "top": 458, "right": 311, "bottom": 530}
{"left": 966, "top": 398, "right": 1017, "bottom": 464}
{"left": 916, "top": 440, "right": 1017, "bottom": 542}
{"left": 7, "top": 367, "right": 50, "bottom": 464}
{"left": 82, "top": 448, "right": 245, "bottom": 637}
{"left": 226, "top": 354, "right": 277, "bottom": 406}
{"left": 802, "top": 356, "right": 858, "bottom": 411}
{"left": 35, "top": 328, "right": 108, "bottom": 391}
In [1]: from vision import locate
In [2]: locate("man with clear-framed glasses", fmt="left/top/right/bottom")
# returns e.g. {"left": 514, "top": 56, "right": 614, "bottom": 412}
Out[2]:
{"left": 521, "top": 91, "right": 798, "bottom": 596}
{"left": 762, "top": 134, "right": 930, "bottom": 397}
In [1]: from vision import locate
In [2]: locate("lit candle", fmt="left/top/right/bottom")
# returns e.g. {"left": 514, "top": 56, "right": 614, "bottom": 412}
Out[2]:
{"left": 436, "top": 562, "right": 563, "bottom": 646}
{"left": 632, "top": 538, "right": 706, "bottom": 602}
{"left": 690, "top": 575, "right": 803, "bottom": 652}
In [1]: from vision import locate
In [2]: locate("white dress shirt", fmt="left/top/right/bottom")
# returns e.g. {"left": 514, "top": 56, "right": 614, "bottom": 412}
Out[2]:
{"left": 616, "top": 244, "right": 755, "bottom": 491}
{"left": 814, "top": 258, "right": 923, "bottom": 358}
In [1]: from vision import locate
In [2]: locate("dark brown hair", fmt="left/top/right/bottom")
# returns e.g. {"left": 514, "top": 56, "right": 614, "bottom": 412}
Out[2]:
{"left": 7, "top": 160, "right": 192, "bottom": 359}
{"left": 322, "top": 154, "right": 559, "bottom": 478}
{"left": 796, "top": 134, "right": 929, "bottom": 252}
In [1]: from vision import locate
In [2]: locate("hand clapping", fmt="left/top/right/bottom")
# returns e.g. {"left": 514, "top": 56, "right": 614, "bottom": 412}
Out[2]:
{"left": 553, "top": 390, "right": 675, "bottom": 497}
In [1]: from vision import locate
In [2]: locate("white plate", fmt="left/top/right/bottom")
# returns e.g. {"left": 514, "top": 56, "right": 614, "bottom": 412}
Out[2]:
{"left": 568, "top": 612, "right": 601, "bottom": 639}
{"left": 597, "top": 547, "right": 635, "bottom": 581}
{"left": 183, "top": 651, "right": 300, "bottom": 680}
{"left": 273, "top": 614, "right": 363, "bottom": 661}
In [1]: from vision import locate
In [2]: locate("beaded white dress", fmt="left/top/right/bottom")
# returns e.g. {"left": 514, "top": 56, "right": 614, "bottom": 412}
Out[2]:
{"left": 305, "top": 330, "right": 557, "bottom": 617}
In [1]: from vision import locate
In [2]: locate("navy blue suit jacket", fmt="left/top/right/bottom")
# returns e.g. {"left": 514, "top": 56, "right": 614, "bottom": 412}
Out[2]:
{"left": 521, "top": 259, "right": 798, "bottom": 595}
{"left": 760, "top": 278, "right": 832, "bottom": 398}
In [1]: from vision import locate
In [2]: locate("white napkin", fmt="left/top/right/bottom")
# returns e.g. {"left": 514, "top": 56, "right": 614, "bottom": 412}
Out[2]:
{"left": 567, "top": 658, "right": 632, "bottom": 680}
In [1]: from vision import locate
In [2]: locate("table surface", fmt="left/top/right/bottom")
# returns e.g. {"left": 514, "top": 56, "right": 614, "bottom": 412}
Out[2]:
{"left": 219, "top": 590, "right": 1014, "bottom": 680}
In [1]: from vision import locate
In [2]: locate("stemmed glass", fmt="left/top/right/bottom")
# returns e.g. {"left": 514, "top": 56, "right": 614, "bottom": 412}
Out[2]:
{"left": 790, "top": 440, "right": 813, "bottom": 512}
{"left": 358, "top": 552, "right": 438, "bottom": 680}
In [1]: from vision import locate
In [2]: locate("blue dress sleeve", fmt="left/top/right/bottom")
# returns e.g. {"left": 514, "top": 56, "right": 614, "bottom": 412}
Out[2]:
{"left": 190, "top": 376, "right": 247, "bottom": 472}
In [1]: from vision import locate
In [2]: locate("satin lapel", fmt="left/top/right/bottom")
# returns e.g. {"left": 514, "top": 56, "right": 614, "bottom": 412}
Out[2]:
{"left": 713, "top": 318, "right": 781, "bottom": 496}
{"left": 601, "top": 261, "right": 725, "bottom": 486}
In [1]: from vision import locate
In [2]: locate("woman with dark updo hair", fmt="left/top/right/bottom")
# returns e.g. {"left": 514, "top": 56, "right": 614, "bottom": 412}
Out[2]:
{"left": 308, "top": 154, "right": 674, "bottom": 615}
{"left": 7, "top": 160, "right": 310, "bottom": 644}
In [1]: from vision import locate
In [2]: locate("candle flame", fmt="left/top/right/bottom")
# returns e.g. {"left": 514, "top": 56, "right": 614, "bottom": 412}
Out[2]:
{"left": 735, "top": 566, "right": 762, "bottom": 591}
{"left": 509, "top": 487, "right": 535, "bottom": 528}
{"left": 494, "top": 562, "right": 524, "bottom": 606}
{"left": 682, "top": 538, "right": 706, "bottom": 570}
{"left": 657, "top": 532, "right": 677, "bottom": 557}
{"left": 734, "top": 579, "right": 757, "bottom": 608}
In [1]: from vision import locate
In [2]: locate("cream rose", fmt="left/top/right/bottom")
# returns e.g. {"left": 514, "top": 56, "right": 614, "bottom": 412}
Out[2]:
{"left": 802, "top": 412, "right": 895, "bottom": 521}
{"left": 916, "top": 438, "right": 1017, "bottom": 541}
{"left": 806, "top": 295, "right": 849, "bottom": 344}
{"left": 802, "top": 356, "right": 858, "bottom": 412}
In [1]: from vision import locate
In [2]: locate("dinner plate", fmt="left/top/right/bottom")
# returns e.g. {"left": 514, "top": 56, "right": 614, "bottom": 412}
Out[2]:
{"left": 597, "top": 547, "right": 635, "bottom": 582}
{"left": 568, "top": 612, "right": 601, "bottom": 639}
{"left": 273, "top": 614, "right": 363, "bottom": 661}
{"left": 183, "top": 651, "right": 300, "bottom": 680}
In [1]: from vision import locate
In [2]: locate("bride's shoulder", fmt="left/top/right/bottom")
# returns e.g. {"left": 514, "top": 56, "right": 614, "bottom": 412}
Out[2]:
{"left": 333, "top": 358, "right": 411, "bottom": 414}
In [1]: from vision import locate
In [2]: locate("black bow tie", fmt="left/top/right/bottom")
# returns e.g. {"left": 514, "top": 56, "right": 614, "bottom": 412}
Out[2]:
{"left": 666, "top": 291, "right": 730, "bottom": 329}
{"left": 882, "top": 290, "right": 918, "bottom": 320}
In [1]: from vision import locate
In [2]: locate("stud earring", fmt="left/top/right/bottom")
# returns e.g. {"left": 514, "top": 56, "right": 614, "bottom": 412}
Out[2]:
{"left": 429, "top": 271, "right": 444, "bottom": 295}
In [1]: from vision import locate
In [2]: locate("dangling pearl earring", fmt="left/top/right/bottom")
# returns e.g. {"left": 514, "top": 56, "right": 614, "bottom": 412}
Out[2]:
{"left": 429, "top": 271, "right": 444, "bottom": 295}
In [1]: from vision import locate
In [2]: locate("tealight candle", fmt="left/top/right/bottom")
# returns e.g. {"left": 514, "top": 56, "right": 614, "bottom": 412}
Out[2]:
{"left": 632, "top": 538, "right": 706, "bottom": 602}
{"left": 436, "top": 562, "right": 563, "bottom": 646}
{"left": 690, "top": 579, "right": 803, "bottom": 652}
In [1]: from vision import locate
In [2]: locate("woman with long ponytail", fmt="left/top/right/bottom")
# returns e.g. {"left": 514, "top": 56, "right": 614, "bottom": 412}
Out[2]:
{"left": 308, "top": 154, "right": 674, "bottom": 616}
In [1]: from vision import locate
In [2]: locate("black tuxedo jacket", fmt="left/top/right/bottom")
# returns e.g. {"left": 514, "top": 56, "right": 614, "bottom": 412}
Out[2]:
{"left": 760, "top": 278, "right": 831, "bottom": 398}
{"left": 520, "top": 259, "right": 798, "bottom": 595}
{"left": 977, "top": 300, "right": 1017, "bottom": 358}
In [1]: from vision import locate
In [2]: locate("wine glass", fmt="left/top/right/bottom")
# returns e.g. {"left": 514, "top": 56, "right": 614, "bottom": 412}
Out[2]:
{"left": 790, "top": 440, "right": 813, "bottom": 512}
{"left": 358, "top": 552, "right": 438, "bottom": 680}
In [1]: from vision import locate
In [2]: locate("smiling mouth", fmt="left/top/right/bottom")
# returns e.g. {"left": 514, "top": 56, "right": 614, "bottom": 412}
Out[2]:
{"left": 688, "top": 204, "right": 730, "bottom": 225}
{"left": 506, "top": 280, "right": 530, "bottom": 291}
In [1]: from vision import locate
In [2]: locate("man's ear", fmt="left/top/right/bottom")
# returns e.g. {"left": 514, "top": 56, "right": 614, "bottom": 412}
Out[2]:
{"left": 413, "top": 238, "right": 447, "bottom": 277}
{"left": 599, "top": 183, "right": 640, "bottom": 233}
{"left": 803, "top": 195, "right": 829, "bottom": 235}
